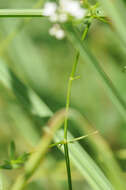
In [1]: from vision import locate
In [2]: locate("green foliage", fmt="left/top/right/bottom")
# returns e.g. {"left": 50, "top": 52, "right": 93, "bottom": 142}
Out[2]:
{"left": 0, "top": 0, "right": 126, "bottom": 190}
{"left": 9, "top": 141, "right": 16, "bottom": 160}
{"left": 55, "top": 130, "right": 114, "bottom": 190}
{"left": 0, "top": 141, "right": 30, "bottom": 170}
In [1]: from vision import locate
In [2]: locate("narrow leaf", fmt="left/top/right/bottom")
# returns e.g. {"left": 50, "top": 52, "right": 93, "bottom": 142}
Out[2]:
{"left": 9, "top": 141, "right": 16, "bottom": 160}
{"left": 54, "top": 130, "right": 114, "bottom": 190}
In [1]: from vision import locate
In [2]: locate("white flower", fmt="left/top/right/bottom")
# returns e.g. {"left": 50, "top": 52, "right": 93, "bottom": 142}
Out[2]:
{"left": 42, "top": 0, "right": 86, "bottom": 22}
{"left": 43, "top": 0, "right": 87, "bottom": 39}
{"left": 49, "top": 24, "right": 65, "bottom": 39}
{"left": 42, "top": 2, "right": 57, "bottom": 17}
{"left": 59, "top": 0, "right": 86, "bottom": 19}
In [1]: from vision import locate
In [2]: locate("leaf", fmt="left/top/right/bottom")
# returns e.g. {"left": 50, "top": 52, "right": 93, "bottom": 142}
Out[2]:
{"left": 69, "top": 109, "right": 126, "bottom": 190}
{"left": 64, "top": 24, "right": 126, "bottom": 120}
{"left": 8, "top": 141, "right": 16, "bottom": 160}
{"left": 17, "top": 152, "right": 31, "bottom": 163}
{"left": 0, "top": 60, "right": 53, "bottom": 145}
{"left": 0, "top": 60, "right": 53, "bottom": 118}
{"left": 0, "top": 160, "right": 12, "bottom": 170}
{"left": 98, "top": 0, "right": 126, "bottom": 45}
{"left": 54, "top": 130, "right": 114, "bottom": 190}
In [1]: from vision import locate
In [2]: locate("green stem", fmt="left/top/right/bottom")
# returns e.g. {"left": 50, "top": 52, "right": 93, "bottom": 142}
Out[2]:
{"left": 64, "top": 25, "right": 90, "bottom": 190}
{"left": 68, "top": 131, "right": 98, "bottom": 143}
{"left": 49, "top": 130, "right": 98, "bottom": 148}
{"left": 64, "top": 143, "right": 72, "bottom": 190}
{"left": 64, "top": 25, "right": 89, "bottom": 139}
{"left": 0, "top": 9, "right": 44, "bottom": 17}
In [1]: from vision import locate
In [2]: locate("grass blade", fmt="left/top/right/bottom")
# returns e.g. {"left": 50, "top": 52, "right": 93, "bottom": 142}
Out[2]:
{"left": 98, "top": 0, "right": 126, "bottom": 45}
{"left": 64, "top": 24, "right": 126, "bottom": 121}
{"left": 55, "top": 130, "right": 114, "bottom": 190}
{"left": 69, "top": 109, "right": 126, "bottom": 190}
{"left": 11, "top": 110, "right": 65, "bottom": 190}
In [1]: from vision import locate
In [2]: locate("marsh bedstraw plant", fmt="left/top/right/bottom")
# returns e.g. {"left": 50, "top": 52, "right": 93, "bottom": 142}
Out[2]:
{"left": 0, "top": 141, "right": 30, "bottom": 170}
{"left": 0, "top": 0, "right": 109, "bottom": 189}
{"left": 42, "top": 1, "right": 106, "bottom": 189}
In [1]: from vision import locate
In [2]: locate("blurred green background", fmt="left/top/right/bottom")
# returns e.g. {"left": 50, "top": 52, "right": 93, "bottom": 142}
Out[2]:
{"left": 0, "top": 0, "right": 126, "bottom": 189}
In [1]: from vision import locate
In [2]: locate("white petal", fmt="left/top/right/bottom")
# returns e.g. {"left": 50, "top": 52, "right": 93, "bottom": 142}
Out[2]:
{"left": 59, "top": 0, "right": 86, "bottom": 19}
{"left": 49, "top": 24, "right": 65, "bottom": 39}
{"left": 55, "top": 29, "right": 65, "bottom": 39}
{"left": 43, "top": 2, "right": 57, "bottom": 16}
{"left": 73, "top": 8, "right": 86, "bottom": 19}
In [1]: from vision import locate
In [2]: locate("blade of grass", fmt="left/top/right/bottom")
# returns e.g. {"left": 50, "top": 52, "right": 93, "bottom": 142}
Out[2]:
{"left": 11, "top": 109, "right": 114, "bottom": 190}
{"left": 55, "top": 129, "right": 114, "bottom": 190}
{"left": 98, "top": 0, "right": 126, "bottom": 45}
{"left": 0, "top": 60, "right": 52, "bottom": 145}
{"left": 69, "top": 108, "right": 126, "bottom": 190}
{"left": 42, "top": 108, "right": 126, "bottom": 190}
{"left": 9, "top": 105, "right": 40, "bottom": 146}
{"left": 0, "top": 60, "right": 52, "bottom": 117}
{"left": 55, "top": 108, "right": 126, "bottom": 190}
{"left": 11, "top": 110, "right": 65, "bottom": 190}
{"left": 64, "top": 24, "right": 126, "bottom": 121}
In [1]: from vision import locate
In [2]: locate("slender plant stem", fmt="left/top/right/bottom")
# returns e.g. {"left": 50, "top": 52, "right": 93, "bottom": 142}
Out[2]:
{"left": 63, "top": 24, "right": 90, "bottom": 190}
{"left": 49, "top": 130, "right": 98, "bottom": 148}
{"left": 64, "top": 143, "right": 73, "bottom": 190}
{"left": 68, "top": 130, "right": 98, "bottom": 143}
{"left": 0, "top": 9, "right": 44, "bottom": 17}
{"left": 64, "top": 25, "right": 89, "bottom": 139}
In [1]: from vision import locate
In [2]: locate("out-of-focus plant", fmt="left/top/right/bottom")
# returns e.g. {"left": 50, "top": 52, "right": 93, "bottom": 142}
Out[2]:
{"left": 0, "top": 141, "right": 30, "bottom": 170}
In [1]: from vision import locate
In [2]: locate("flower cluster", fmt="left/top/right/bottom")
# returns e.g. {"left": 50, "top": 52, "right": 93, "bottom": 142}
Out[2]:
{"left": 49, "top": 24, "right": 65, "bottom": 39}
{"left": 42, "top": 0, "right": 87, "bottom": 39}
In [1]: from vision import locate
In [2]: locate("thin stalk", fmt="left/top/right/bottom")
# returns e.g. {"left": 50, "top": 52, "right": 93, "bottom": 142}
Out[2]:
{"left": 0, "top": 9, "right": 44, "bottom": 17}
{"left": 64, "top": 25, "right": 90, "bottom": 190}
{"left": 49, "top": 130, "right": 98, "bottom": 148}
{"left": 68, "top": 131, "right": 98, "bottom": 143}
{"left": 64, "top": 25, "right": 89, "bottom": 139}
